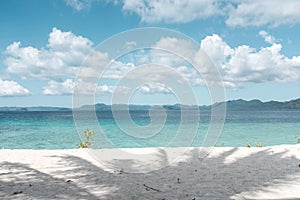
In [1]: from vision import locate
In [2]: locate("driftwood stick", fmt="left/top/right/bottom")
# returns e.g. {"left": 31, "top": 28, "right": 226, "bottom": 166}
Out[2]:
{"left": 143, "top": 184, "right": 161, "bottom": 192}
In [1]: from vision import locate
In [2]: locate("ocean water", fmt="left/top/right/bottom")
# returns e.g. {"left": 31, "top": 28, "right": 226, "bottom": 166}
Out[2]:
{"left": 0, "top": 109, "right": 300, "bottom": 149}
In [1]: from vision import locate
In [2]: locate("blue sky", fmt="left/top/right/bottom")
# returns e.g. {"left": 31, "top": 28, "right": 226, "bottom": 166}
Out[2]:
{"left": 0, "top": 0, "right": 300, "bottom": 107}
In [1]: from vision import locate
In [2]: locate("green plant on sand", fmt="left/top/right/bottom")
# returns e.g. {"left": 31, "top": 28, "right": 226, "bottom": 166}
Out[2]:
{"left": 295, "top": 135, "right": 300, "bottom": 144}
{"left": 78, "top": 129, "right": 95, "bottom": 148}
{"left": 215, "top": 142, "right": 225, "bottom": 147}
{"left": 255, "top": 142, "right": 263, "bottom": 147}
{"left": 246, "top": 142, "right": 262, "bottom": 148}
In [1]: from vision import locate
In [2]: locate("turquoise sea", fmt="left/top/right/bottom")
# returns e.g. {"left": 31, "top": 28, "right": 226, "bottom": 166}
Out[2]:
{"left": 0, "top": 109, "right": 300, "bottom": 149}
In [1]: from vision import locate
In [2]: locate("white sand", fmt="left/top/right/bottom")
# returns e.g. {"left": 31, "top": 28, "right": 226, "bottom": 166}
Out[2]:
{"left": 1, "top": 145, "right": 300, "bottom": 199}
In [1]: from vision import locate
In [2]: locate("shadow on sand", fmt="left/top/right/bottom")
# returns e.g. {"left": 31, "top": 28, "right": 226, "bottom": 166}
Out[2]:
{"left": 0, "top": 147, "right": 300, "bottom": 199}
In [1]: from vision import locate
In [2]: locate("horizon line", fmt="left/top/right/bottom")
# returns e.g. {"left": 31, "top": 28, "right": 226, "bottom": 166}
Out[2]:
{"left": 0, "top": 97, "right": 299, "bottom": 109}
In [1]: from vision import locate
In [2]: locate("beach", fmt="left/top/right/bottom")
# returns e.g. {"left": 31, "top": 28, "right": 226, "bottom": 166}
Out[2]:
{"left": 1, "top": 145, "right": 300, "bottom": 199}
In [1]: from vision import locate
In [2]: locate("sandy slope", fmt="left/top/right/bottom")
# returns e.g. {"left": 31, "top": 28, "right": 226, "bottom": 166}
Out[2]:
{"left": 0, "top": 145, "right": 300, "bottom": 200}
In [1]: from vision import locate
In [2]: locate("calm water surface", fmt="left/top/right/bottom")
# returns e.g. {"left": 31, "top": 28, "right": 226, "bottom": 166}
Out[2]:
{"left": 0, "top": 110, "right": 299, "bottom": 149}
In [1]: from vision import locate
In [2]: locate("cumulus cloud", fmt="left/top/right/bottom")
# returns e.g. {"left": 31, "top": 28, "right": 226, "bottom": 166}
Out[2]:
{"left": 200, "top": 34, "right": 233, "bottom": 68}
{"left": 133, "top": 37, "right": 220, "bottom": 86}
{"left": 43, "top": 79, "right": 75, "bottom": 95}
{"left": 200, "top": 33, "right": 300, "bottom": 87}
{"left": 153, "top": 37, "right": 196, "bottom": 64}
{"left": 43, "top": 79, "right": 130, "bottom": 96}
{"left": 103, "top": 61, "right": 135, "bottom": 79}
{"left": 4, "top": 27, "right": 138, "bottom": 82}
{"left": 226, "top": 0, "right": 300, "bottom": 27}
{"left": 139, "top": 83, "right": 172, "bottom": 94}
{"left": 48, "top": 27, "right": 93, "bottom": 64}
{"left": 130, "top": 34, "right": 300, "bottom": 88}
{"left": 0, "top": 78, "right": 31, "bottom": 97}
{"left": 77, "top": 51, "right": 111, "bottom": 79}
{"left": 123, "top": 64, "right": 186, "bottom": 85}
{"left": 64, "top": 0, "right": 300, "bottom": 27}
{"left": 5, "top": 27, "right": 300, "bottom": 96}
{"left": 4, "top": 27, "right": 96, "bottom": 80}
{"left": 122, "top": 0, "right": 224, "bottom": 23}
{"left": 43, "top": 79, "right": 99, "bottom": 95}
{"left": 118, "top": 0, "right": 300, "bottom": 27}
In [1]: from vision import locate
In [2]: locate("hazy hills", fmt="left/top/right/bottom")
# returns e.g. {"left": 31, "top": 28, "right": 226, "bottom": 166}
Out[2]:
{"left": 1, "top": 98, "right": 299, "bottom": 111}
{"left": 216, "top": 98, "right": 300, "bottom": 110}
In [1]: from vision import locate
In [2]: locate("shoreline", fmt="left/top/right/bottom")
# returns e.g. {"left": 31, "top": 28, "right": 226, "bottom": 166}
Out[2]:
{"left": 1, "top": 145, "right": 300, "bottom": 199}
{"left": 1, "top": 143, "right": 299, "bottom": 150}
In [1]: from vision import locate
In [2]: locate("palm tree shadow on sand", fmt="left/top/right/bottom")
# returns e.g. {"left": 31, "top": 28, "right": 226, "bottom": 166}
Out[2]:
{"left": 0, "top": 147, "right": 300, "bottom": 199}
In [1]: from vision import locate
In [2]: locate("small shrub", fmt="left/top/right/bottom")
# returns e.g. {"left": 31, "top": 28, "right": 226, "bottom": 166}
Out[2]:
{"left": 255, "top": 142, "right": 262, "bottom": 147}
{"left": 215, "top": 142, "right": 224, "bottom": 147}
{"left": 246, "top": 143, "right": 251, "bottom": 148}
{"left": 78, "top": 129, "right": 95, "bottom": 148}
{"left": 295, "top": 135, "right": 300, "bottom": 144}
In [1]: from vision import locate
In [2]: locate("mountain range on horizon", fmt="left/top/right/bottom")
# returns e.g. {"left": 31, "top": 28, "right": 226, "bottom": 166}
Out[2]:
{"left": 1, "top": 98, "right": 300, "bottom": 111}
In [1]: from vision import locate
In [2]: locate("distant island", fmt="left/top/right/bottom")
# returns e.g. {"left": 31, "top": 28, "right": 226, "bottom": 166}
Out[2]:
{"left": 1, "top": 98, "right": 300, "bottom": 111}
{"left": 0, "top": 106, "right": 71, "bottom": 112}
{"left": 214, "top": 98, "right": 300, "bottom": 110}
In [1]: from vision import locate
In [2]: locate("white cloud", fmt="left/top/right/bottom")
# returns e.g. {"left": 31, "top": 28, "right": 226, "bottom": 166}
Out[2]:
{"left": 122, "top": 0, "right": 224, "bottom": 23}
{"left": 103, "top": 61, "right": 135, "bottom": 79}
{"left": 43, "top": 79, "right": 99, "bottom": 95}
{"left": 226, "top": 0, "right": 300, "bottom": 27}
{"left": 123, "top": 64, "right": 186, "bottom": 85}
{"left": 130, "top": 34, "right": 300, "bottom": 88}
{"left": 77, "top": 51, "right": 111, "bottom": 78}
{"left": 4, "top": 28, "right": 138, "bottom": 82}
{"left": 139, "top": 83, "right": 172, "bottom": 94}
{"left": 259, "top": 30, "right": 275, "bottom": 44}
{"left": 200, "top": 34, "right": 233, "bottom": 68}
{"left": 0, "top": 78, "right": 31, "bottom": 97}
{"left": 5, "top": 27, "right": 300, "bottom": 97}
{"left": 97, "top": 84, "right": 114, "bottom": 94}
{"left": 153, "top": 37, "right": 195, "bottom": 63}
{"left": 4, "top": 27, "right": 95, "bottom": 80}
{"left": 43, "top": 79, "right": 130, "bottom": 96}
{"left": 65, "top": 0, "right": 93, "bottom": 11}
{"left": 119, "top": 0, "right": 300, "bottom": 27}
{"left": 134, "top": 37, "right": 221, "bottom": 87}
{"left": 124, "top": 41, "right": 137, "bottom": 50}
{"left": 43, "top": 79, "right": 75, "bottom": 95}
{"left": 200, "top": 33, "right": 300, "bottom": 87}
{"left": 48, "top": 27, "right": 93, "bottom": 65}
